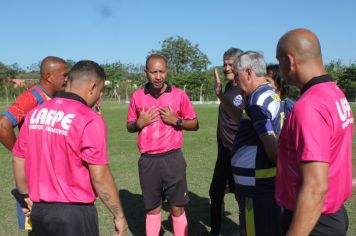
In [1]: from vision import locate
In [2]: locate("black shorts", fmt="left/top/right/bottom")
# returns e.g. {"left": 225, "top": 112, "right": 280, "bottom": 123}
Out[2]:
{"left": 281, "top": 205, "right": 349, "bottom": 236}
{"left": 30, "top": 202, "right": 99, "bottom": 236}
{"left": 138, "top": 149, "right": 189, "bottom": 210}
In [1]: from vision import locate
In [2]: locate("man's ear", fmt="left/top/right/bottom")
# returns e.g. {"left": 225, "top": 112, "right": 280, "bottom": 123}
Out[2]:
{"left": 88, "top": 81, "right": 96, "bottom": 94}
{"left": 286, "top": 54, "right": 294, "bottom": 72}
{"left": 246, "top": 68, "right": 253, "bottom": 79}
{"left": 44, "top": 73, "right": 52, "bottom": 83}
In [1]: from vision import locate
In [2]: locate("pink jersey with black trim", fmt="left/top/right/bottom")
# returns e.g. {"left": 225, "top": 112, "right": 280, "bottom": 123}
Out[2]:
{"left": 13, "top": 96, "right": 108, "bottom": 203}
{"left": 276, "top": 81, "right": 353, "bottom": 213}
{"left": 127, "top": 85, "right": 197, "bottom": 154}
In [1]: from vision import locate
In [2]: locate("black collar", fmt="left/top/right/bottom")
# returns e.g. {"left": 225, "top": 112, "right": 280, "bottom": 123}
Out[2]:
{"left": 54, "top": 91, "right": 87, "bottom": 106}
{"left": 144, "top": 83, "right": 172, "bottom": 98}
{"left": 300, "top": 74, "right": 333, "bottom": 95}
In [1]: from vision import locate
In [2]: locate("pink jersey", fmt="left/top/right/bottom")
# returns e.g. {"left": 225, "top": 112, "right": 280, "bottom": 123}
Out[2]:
{"left": 276, "top": 79, "right": 353, "bottom": 213}
{"left": 13, "top": 93, "right": 108, "bottom": 203}
{"left": 127, "top": 84, "right": 197, "bottom": 154}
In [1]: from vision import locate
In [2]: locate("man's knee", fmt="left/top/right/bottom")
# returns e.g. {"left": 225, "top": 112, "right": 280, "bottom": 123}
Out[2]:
{"left": 170, "top": 206, "right": 185, "bottom": 217}
{"left": 147, "top": 205, "right": 162, "bottom": 215}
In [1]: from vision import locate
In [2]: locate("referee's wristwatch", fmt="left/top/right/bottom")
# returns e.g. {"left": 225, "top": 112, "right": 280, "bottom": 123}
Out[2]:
{"left": 175, "top": 118, "right": 183, "bottom": 130}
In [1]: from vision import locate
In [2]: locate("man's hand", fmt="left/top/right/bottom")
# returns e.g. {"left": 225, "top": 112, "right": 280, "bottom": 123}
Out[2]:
{"left": 136, "top": 107, "right": 159, "bottom": 129}
{"left": 214, "top": 68, "right": 223, "bottom": 97}
{"left": 159, "top": 106, "right": 178, "bottom": 126}
{"left": 22, "top": 198, "right": 33, "bottom": 217}
{"left": 113, "top": 215, "right": 128, "bottom": 236}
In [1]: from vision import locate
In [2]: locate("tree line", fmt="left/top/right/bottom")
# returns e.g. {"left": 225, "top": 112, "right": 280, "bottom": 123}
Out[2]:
{"left": 1, "top": 36, "right": 355, "bottom": 102}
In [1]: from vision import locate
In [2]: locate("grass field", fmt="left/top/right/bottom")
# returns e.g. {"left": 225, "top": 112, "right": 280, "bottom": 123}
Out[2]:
{"left": 0, "top": 102, "right": 355, "bottom": 236}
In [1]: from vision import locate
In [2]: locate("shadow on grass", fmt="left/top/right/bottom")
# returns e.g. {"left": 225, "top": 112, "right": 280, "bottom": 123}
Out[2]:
{"left": 119, "top": 189, "right": 146, "bottom": 235}
{"left": 119, "top": 189, "right": 239, "bottom": 235}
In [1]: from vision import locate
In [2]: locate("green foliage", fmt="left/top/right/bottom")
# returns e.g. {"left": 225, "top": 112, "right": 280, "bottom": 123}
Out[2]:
{"left": 0, "top": 62, "right": 17, "bottom": 79}
{"left": 100, "top": 63, "right": 147, "bottom": 100}
{"left": 9, "top": 63, "right": 24, "bottom": 73}
{"left": 27, "top": 61, "right": 41, "bottom": 72}
{"left": 151, "top": 36, "right": 211, "bottom": 73}
{"left": 326, "top": 60, "right": 356, "bottom": 101}
{"left": 65, "top": 59, "right": 76, "bottom": 69}
{"left": 101, "top": 62, "right": 125, "bottom": 86}
{"left": 169, "top": 70, "right": 215, "bottom": 101}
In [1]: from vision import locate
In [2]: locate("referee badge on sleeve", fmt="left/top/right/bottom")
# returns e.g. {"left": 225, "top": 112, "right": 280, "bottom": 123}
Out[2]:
{"left": 233, "top": 95, "right": 243, "bottom": 107}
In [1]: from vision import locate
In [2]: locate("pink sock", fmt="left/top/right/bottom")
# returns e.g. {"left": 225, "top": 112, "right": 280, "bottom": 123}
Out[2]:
{"left": 172, "top": 212, "right": 188, "bottom": 236}
{"left": 146, "top": 213, "right": 161, "bottom": 236}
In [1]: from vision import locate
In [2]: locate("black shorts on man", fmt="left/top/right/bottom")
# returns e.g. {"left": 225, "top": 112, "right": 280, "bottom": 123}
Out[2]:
{"left": 30, "top": 202, "right": 98, "bottom": 236}
{"left": 138, "top": 148, "right": 189, "bottom": 210}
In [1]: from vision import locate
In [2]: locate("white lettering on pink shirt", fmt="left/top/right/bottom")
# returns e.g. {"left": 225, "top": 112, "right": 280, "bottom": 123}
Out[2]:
{"left": 336, "top": 98, "right": 354, "bottom": 129}
{"left": 29, "top": 108, "right": 75, "bottom": 135}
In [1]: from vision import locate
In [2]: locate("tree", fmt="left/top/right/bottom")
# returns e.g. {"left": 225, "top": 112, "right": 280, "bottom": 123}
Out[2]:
{"left": 65, "top": 59, "right": 76, "bottom": 69}
{"left": 325, "top": 60, "right": 356, "bottom": 101}
{"left": 9, "top": 63, "right": 24, "bottom": 73}
{"left": 0, "top": 62, "right": 17, "bottom": 79}
{"left": 27, "top": 62, "right": 40, "bottom": 72}
{"left": 151, "top": 36, "right": 211, "bottom": 73}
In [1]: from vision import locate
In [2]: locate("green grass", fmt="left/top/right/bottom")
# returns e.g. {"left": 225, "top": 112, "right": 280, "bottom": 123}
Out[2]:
{"left": 0, "top": 102, "right": 355, "bottom": 236}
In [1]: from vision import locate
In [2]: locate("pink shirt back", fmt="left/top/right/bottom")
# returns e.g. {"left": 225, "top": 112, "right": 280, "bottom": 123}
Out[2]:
{"left": 13, "top": 97, "right": 108, "bottom": 203}
{"left": 276, "top": 81, "right": 353, "bottom": 213}
{"left": 127, "top": 85, "right": 197, "bottom": 154}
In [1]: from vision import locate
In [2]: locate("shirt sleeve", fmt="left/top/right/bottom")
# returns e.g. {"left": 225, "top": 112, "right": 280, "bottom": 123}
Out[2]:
{"left": 225, "top": 89, "right": 245, "bottom": 112}
{"left": 246, "top": 104, "right": 275, "bottom": 137}
{"left": 126, "top": 94, "right": 138, "bottom": 122}
{"left": 3, "top": 91, "right": 38, "bottom": 127}
{"left": 179, "top": 91, "right": 197, "bottom": 120}
{"left": 291, "top": 103, "right": 331, "bottom": 163}
{"left": 80, "top": 116, "right": 109, "bottom": 165}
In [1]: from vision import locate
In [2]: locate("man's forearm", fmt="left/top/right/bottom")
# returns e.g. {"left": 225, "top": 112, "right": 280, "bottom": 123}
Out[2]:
{"left": 0, "top": 117, "right": 16, "bottom": 151}
{"left": 12, "top": 156, "right": 28, "bottom": 194}
{"left": 287, "top": 187, "right": 325, "bottom": 235}
{"left": 182, "top": 119, "right": 199, "bottom": 131}
{"left": 287, "top": 162, "right": 328, "bottom": 236}
{"left": 126, "top": 121, "right": 140, "bottom": 133}
{"left": 90, "top": 166, "right": 125, "bottom": 218}
{"left": 260, "top": 133, "right": 278, "bottom": 163}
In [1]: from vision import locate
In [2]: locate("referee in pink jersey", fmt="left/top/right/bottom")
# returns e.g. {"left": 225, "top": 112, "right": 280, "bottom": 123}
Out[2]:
{"left": 12, "top": 60, "right": 128, "bottom": 236}
{"left": 0, "top": 56, "right": 68, "bottom": 234}
{"left": 276, "top": 29, "right": 353, "bottom": 236}
{"left": 126, "top": 54, "right": 199, "bottom": 236}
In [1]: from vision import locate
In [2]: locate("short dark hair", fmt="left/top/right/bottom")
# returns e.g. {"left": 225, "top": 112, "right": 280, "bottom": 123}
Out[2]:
{"left": 145, "top": 54, "right": 167, "bottom": 70}
{"left": 68, "top": 60, "right": 106, "bottom": 83}
{"left": 266, "top": 64, "right": 290, "bottom": 99}
{"left": 223, "top": 48, "right": 243, "bottom": 61}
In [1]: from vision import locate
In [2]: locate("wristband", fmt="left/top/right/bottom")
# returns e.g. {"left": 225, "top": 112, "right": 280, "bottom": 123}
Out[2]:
{"left": 175, "top": 118, "right": 183, "bottom": 130}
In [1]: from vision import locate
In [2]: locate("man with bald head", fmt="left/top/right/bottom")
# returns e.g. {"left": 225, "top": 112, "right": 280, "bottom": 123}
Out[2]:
{"left": 276, "top": 28, "right": 353, "bottom": 235}
{"left": 0, "top": 56, "right": 68, "bottom": 232}
{"left": 12, "top": 60, "right": 128, "bottom": 236}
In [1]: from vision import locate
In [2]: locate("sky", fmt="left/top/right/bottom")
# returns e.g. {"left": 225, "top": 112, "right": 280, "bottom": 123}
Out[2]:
{"left": 1, "top": 0, "right": 356, "bottom": 70}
